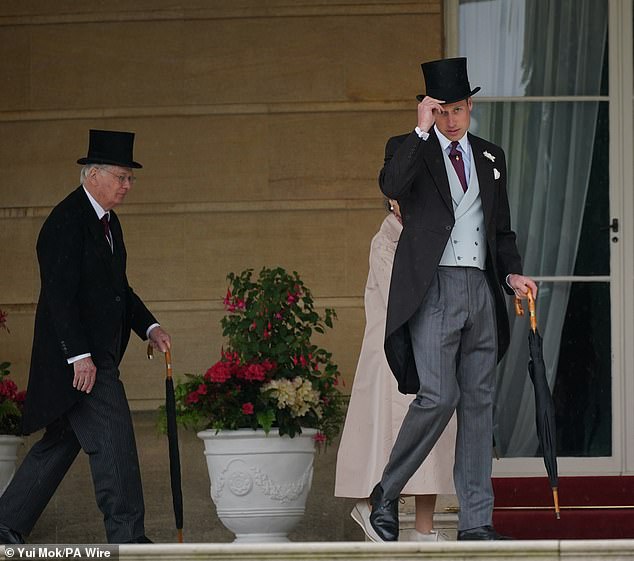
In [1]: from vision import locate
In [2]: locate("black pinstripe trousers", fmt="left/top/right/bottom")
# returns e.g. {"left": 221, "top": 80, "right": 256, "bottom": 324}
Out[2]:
{"left": 0, "top": 367, "right": 145, "bottom": 543}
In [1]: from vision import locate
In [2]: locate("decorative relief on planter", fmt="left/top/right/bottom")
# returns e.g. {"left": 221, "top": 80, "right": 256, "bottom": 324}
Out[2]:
{"left": 252, "top": 464, "right": 313, "bottom": 503}
{"left": 228, "top": 469, "right": 253, "bottom": 497}
{"left": 213, "top": 458, "right": 313, "bottom": 503}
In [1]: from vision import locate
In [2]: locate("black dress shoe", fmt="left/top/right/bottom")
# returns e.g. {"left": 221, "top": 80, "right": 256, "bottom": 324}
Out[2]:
{"left": 368, "top": 483, "right": 399, "bottom": 541}
{"left": 0, "top": 522, "right": 25, "bottom": 544}
{"left": 124, "top": 535, "right": 153, "bottom": 543}
{"left": 457, "top": 525, "right": 511, "bottom": 540}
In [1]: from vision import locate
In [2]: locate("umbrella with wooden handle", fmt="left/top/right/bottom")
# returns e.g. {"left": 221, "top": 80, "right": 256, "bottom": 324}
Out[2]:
{"left": 515, "top": 288, "right": 561, "bottom": 519}
{"left": 148, "top": 344, "right": 184, "bottom": 542}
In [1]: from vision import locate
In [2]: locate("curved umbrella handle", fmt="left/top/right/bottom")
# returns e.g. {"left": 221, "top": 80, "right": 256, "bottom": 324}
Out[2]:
{"left": 527, "top": 287, "right": 537, "bottom": 332}
{"left": 147, "top": 344, "right": 173, "bottom": 380}
{"left": 165, "top": 348, "right": 173, "bottom": 381}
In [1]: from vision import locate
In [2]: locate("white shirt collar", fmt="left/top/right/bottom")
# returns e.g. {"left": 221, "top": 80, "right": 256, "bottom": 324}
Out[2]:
{"left": 434, "top": 125, "right": 469, "bottom": 154}
{"left": 82, "top": 185, "right": 108, "bottom": 220}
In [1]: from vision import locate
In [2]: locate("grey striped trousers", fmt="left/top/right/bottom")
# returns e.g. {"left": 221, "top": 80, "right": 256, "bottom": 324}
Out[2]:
{"left": 381, "top": 266, "right": 498, "bottom": 531}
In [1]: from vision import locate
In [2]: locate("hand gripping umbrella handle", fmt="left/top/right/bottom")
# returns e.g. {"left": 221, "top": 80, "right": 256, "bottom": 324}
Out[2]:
{"left": 514, "top": 288, "right": 538, "bottom": 332}
{"left": 147, "top": 343, "right": 173, "bottom": 379}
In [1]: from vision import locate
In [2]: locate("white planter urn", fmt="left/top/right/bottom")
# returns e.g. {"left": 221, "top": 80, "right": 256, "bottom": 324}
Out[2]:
{"left": 0, "top": 435, "right": 23, "bottom": 497}
{"left": 197, "top": 428, "right": 317, "bottom": 543}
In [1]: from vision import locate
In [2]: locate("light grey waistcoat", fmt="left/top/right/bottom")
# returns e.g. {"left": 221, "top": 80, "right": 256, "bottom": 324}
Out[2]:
{"left": 438, "top": 147, "right": 487, "bottom": 269}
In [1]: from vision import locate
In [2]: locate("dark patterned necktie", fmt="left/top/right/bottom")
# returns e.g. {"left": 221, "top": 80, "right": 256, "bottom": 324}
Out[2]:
{"left": 101, "top": 214, "right": 113, "bottom": 252}
{"left": 449, "top": 141, "right": 468, "bottom": 192}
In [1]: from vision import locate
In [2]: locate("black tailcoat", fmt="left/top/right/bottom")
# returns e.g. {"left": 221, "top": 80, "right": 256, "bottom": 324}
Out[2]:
{"left": 379, "top": 130, "right": 523, "bottom": 394}
{"left": 22, "top": 187, "right": 156, "bottom": 434}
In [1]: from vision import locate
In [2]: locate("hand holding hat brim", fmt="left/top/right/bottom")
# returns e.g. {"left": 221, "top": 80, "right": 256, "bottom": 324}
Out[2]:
{"left": 416, "top": 86, "right": 480, "bottom": 103}
{"left": 417, "top": 96, "right": 446, "bottom": 132}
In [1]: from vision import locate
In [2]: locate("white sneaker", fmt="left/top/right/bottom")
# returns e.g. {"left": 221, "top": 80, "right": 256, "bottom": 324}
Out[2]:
{"left": 412, "top": 529, "right": 447, "bottom": 541}
{"left": 350, "top": 499, "right": 383, "bottom": 542}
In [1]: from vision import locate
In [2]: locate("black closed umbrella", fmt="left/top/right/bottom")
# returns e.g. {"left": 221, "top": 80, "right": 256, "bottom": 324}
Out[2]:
{"left": 515, "top": 289, "right": 561, "bottom": 519}
{"left": 148, "top": 344, "right": 184, "bottom": 542}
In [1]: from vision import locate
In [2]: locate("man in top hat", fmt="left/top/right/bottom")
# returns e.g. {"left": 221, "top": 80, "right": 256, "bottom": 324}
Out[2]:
{"left": 367, "top": 58, "right": 537, "bottom": 541}
{"left": 0, "top": 129, "right": 171, "bottom": 544}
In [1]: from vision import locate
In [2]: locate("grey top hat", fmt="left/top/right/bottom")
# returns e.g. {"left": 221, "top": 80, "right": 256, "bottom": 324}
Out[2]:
{"left": 416, "top": 57, "right": 480, "bottom": 104}
{"left": 77, "top": 129, "right": 143, "bottom": 169}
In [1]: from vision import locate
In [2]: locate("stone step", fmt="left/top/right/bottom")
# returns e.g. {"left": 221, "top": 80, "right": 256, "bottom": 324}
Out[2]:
{"left": 6, "top": 541, "right": 632, "bottom": 561}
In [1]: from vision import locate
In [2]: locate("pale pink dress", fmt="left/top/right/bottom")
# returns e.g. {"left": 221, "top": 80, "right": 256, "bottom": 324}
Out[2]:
{"left": 335, "top": 213, "right": 456, "bottom": 497}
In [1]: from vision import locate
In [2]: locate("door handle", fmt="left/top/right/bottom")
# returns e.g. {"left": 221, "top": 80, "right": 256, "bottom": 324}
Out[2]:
{"left": 599, "top": 218, "right": 619, "bottom": 233}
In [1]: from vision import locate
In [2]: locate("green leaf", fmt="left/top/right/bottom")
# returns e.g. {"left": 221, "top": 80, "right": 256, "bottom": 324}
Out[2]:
{"left": 257, "top": 409, "right": 276, "bottom": 433}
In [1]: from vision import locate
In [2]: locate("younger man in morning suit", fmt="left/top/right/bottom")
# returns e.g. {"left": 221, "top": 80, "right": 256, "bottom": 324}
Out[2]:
{"left": 368, "top": 58, "right": 537, "bottom": 541}
{"left": 0, "top": 129, "right": 171, "bottom": 544}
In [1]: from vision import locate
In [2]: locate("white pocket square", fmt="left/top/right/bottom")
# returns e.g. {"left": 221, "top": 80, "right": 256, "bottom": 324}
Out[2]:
{"left": 493, "top": 168, "right": 500, "bottom": 180}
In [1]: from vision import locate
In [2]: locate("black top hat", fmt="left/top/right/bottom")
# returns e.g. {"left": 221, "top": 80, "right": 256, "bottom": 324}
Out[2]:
{"left": 416, "top": 57, "right": 480, "bottom": 104}
{"left": 77, "top": 129, "right": 143, "bottom": 169}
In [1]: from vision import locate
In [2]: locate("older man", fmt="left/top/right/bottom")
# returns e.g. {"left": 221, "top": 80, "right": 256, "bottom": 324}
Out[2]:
{"left": 0, "top": 129, "right": 170, "bottom": 544}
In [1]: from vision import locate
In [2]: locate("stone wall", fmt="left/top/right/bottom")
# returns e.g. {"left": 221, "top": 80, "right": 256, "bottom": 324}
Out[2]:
{"left": 0, "top": 1, "right": 443, "bottom": 409}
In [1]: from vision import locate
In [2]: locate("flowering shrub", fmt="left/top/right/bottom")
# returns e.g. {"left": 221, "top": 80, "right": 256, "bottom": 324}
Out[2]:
{"left": 170, "top": 267, "right": 345, "bottom": 444}
{"left": 0, "top": 310, "right": 26, "bottom": 435}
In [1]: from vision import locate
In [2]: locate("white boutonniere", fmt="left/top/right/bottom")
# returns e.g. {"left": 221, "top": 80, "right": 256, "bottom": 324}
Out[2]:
{"left": 493, "top": 168, "right": 501, "bottom": 180}
{"left": 483, "top": 151, "right": 496, "bottom": 162}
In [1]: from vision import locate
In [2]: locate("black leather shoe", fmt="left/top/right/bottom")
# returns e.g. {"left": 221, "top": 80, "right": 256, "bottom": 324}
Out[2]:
{"left": 0, "top": 522, "right": 25, "bottom": 544}
{"left": 368, "top": 483, "right": 399, "bottom": 541}
{"left": 457, "top": 525, "right": 511, "bottom": 540}
{"left": 125, "top": 535, "right": 153, "bottom": 543}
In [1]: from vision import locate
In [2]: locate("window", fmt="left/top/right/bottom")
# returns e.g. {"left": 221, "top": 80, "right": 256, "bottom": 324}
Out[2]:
{"left": 454, "top": 0, "right": 611, "bottom": 459}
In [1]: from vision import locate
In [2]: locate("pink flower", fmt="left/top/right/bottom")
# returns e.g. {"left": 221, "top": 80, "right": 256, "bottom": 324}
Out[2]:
{"left": 286, "top": 292, "right": 296, "bottom": 304}
{"left": 313, "top": 432, "right": 327, "bottom": 443}
{"left": 205, "top": 361, "right": 232, "bottom": 383}
{"left": 223, "top": 290, "right": 246, "bottom": 313}
{"left": 242, "top": 402, "right": 254, "bottom": 415}
{"left": 0, "top": 379, "right": 17, "bottom": 399}
{"left": 261, "top": 359, "right": 276, "bottom": 373}
{"left": 244, "top": 363, "right": 266, "bottom": 381}
{"left": 223, "top": 289, "right": 235, "bottom": 312}
{"left": 222, "top": 350, "right": 240, "bottom": 364}
{"left": 274, "top": 312, "right": 283, "bottom": 320}
{"left": 185, "top": 391, "right": 200, "bottom": 405}
{"left": 197, "top": 383, "right": 208, "bottom": 395}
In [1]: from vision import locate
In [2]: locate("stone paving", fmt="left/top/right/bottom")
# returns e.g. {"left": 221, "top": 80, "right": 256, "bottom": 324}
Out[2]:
{"left": 20, "top": 411, "right": 361, "bottom": 544}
